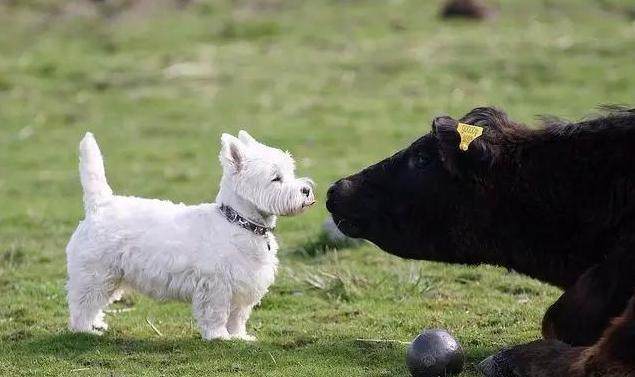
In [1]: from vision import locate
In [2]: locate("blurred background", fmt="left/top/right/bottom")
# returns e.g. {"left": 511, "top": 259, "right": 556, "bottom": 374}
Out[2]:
{"left": 0, "top": 1, "right": 634, "bottom": 376}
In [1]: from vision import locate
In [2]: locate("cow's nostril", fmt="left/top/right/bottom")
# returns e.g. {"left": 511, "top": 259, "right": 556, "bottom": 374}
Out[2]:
{"left": 301, "top": 186, "right": 311, "bottom": 197}
{"left": 327, "top": 179, "right": 354, "bottom": 200}
{"left": 338, "top": 179, "right": 354, "bottom": 193}
{"left": 327, "top": 184, "right": 336, "bottom": 198}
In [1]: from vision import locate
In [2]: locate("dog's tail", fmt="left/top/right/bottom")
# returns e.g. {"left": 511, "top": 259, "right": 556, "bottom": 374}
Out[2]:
{"left": 79, "top": 132, "right": 112, "bottom": 213}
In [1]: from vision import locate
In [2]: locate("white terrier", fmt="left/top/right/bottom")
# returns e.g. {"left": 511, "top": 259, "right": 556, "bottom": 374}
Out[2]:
{"left": 66, "top": 131, "right": 315, "bottom": 341}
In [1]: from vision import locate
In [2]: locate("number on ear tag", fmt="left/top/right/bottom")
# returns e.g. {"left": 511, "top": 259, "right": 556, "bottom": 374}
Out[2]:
{"left": 456, "top": 123, "right": 484, "bottom": 151}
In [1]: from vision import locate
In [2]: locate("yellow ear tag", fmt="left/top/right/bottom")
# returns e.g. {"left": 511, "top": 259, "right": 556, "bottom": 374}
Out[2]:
{"left": 456, "top": 123, "right": 484, "bottom": 151}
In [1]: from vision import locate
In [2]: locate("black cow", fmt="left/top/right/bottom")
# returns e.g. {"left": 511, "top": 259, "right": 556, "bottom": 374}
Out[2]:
{"left": 326, "top": 107, "right": 635, "bottom": 376}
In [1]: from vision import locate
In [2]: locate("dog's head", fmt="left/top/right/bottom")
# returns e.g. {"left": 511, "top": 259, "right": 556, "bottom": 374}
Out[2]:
{"left": 219, "top": 131, "right": 315, "bottom": 216}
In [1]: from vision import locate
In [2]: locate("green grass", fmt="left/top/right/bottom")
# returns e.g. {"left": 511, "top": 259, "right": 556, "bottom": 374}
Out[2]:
{"left": 1, "top": 0, "right": 634, "bottom": 375}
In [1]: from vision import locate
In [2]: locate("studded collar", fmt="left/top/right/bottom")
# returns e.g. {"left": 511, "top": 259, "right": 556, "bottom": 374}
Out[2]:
{"left": 219, "top": 204, "right": 274, "bottom": 236}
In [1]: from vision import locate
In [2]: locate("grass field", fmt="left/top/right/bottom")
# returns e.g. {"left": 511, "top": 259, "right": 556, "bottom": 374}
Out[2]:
{"left": 1, "top": 0, "right": 634, "bottom": 376}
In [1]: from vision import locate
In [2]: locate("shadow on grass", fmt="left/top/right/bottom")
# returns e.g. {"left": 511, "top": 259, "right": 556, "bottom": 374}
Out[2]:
{"left": 9, "top": 333, "right": 424, "bottom": 372}
{"left": 11, "top": 332, "right": 501, "bottom": 375}
{"left": 15, "top": 332, "right": 200, "bottom": 358}
{"left": 293, "top": 230, "right": 363, "bottom": 257}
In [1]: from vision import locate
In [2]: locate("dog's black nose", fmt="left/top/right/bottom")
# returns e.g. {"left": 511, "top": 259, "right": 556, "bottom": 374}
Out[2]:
{"left": 301, "top": 186, "right": 311, "bottom": 197}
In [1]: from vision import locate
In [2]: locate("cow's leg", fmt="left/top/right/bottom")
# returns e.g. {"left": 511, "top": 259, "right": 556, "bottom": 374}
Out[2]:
{"left": 479, "top": 295, "right": 635, "bottom": 377}
{"left": 542, "top": 256, "right": 635, "bottom": 346}
{"left": 479, "top": 339, "right": 582, "bottom": 377}
{"left": 577, "top": 295, "right": 635, "bottom": 376}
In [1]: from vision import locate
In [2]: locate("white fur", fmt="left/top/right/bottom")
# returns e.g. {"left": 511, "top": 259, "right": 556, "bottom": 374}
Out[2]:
{"left": 66, "top": 131, "right": 314, "bottom": 341}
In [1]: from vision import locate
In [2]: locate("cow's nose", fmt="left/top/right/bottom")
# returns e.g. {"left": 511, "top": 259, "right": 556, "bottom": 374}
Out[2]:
{"left": 328, "top": 178, "right": 354, "bottom": 198}
{"left": 327, "top": 179, "right": 353, "bottom": 213}
{"left": 326, "top": 178, "right": 355, "bottom": 210}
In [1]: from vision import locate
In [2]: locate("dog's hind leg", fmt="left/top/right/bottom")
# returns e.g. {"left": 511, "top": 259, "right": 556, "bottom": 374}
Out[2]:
{"left": 227, "top": 304, "right": 255, "bottom": 341}
{"left": 192, "top": 278, "right": 231, "bottom": 340}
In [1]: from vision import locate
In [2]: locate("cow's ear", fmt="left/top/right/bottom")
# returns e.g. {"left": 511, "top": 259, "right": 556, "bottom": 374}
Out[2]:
{"left": 432, "top": 116, "right": 491, "bottom": 176}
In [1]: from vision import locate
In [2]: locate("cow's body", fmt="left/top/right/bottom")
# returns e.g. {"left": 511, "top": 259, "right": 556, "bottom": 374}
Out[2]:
{"left": 326, "top": 107, "right": 635, "bottom": 376}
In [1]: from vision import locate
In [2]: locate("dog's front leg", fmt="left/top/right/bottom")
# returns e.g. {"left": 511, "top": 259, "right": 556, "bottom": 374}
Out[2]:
{"left": 227, "top": 305, "right": 255, "bottom": 341}
{"left": 192, "top": 279, "right": 231, "bottom": 340}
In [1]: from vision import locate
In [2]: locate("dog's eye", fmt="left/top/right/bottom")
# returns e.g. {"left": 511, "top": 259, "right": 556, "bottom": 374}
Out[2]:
{"left": 271, "top": 175, "right": 282, "bottom": 183}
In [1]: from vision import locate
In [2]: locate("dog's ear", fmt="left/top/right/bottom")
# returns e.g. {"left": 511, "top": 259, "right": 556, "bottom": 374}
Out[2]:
{"left": 238, "top": 130, "right": 257, "bottom": 146}
{"left": 432, "top": 116, "right": 491, "bottom": 176}
{"left": 220, "top": 133, "right": 245, "bottom": 173}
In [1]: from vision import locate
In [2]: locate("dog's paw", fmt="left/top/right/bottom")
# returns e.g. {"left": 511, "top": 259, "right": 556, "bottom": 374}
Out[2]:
{"left": 92, "top": 314, "right": 109, "bottom": 331}
{"left": 92, "top": 324, "right": 108, "bottom": 333}
{"left": 91, "top": 327, "right": 106, "bottom": 335}
{"left": 69, "top": 325, "right": 104, "bottom": 336}
{"left": 230, "top": 333, "right": 257, "bottom": 342}
{"left": 206, "top": 334, "right": 232, "bottom": 341}
{"left": 202, "top": 328, "right": 231, "bottom": 341}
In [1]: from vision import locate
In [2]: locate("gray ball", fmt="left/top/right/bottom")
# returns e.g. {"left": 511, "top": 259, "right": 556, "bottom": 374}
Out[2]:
{"left": 406, "top": 329, "right": 464, "bottom": 377}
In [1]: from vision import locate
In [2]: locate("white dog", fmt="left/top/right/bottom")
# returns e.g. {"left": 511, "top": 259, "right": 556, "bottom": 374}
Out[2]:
{"left": 66, "top": 131, "right": 314, "bottom": 341}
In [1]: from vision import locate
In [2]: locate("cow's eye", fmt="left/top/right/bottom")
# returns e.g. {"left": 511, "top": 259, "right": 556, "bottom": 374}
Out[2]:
{"left": 414, "top": 153, "right": 431, "bottom": 168}
{"left": 271, "top": 175, "right": 282, "bottom": 183}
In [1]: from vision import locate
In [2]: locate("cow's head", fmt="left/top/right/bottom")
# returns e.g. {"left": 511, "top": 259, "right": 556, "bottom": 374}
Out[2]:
{"left": 326, "top": 107, "right": 521, "bottom": 259}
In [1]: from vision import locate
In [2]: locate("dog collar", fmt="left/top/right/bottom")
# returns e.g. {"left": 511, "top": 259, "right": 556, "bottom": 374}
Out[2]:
{"left": 219, "top": 204, "right": 274, "bottom": 236}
